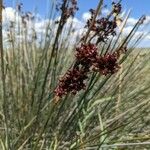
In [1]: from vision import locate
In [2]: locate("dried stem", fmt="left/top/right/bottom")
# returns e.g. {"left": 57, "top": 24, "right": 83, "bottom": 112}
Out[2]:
{"left": 0, "top": 0, "right": 10, "bottom": 149}
{"left": 83, "top": 0, "right": 103, "bottom": 43}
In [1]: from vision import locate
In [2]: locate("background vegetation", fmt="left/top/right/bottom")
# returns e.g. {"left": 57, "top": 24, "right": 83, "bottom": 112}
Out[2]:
{"left": 0, "top": 0, "right": 150, "bottom": 149}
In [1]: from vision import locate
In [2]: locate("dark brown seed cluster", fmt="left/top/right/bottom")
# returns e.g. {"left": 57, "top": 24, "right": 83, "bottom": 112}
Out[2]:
{"left": 54, "top": 68, "right": 88, "bottom": 97}
{"left": 56, "top": 0, "right": 78, "bottom": 24}
{"left": 55, "top": 43, "right": 125, "bottom": 97}
{"left": 93, "top": 52, "right": 120, "bottom": 75}
{"left": 75, "top": 43, "right": 98, "bottom": 66}
{"left": 75, "top": 44, "right": 121, "bottom": 76}
{"left": 54, "top": 2, "right": 127, "bottom": 98}
{"left": 112, "top": 2, "right": 122, "bottom": 15}
{"left": 21, "top": 12, "right": 34, "bottom": 27}
{"left": 16, "top": 3, "right": 23, "bottom": 12}
{"left": 84, "top": 2, "right": 122, "bottom": 44}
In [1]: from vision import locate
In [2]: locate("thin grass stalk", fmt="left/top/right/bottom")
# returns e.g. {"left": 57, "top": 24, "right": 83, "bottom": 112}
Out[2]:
{"left": 72, "top": 102, "right": 148, "bottom": 149}
{"left": 0, "top": 1, "right": 11, "bottom": 149}
{"left": 84, "top": 0, "right": 103, "bottom": 43}
{"left": 33, "top": 1, "right": 69, "bottom": 125}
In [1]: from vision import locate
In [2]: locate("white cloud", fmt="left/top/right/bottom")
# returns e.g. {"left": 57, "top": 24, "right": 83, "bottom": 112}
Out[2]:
{"left": 102, "top": 8, "right": 110, "bottom": 15}
{"left": 67, "top": 17, "right": 84, "bottom": 29}
{"left": 123, "top": 26, "right": 133, "bottom": 34}
{"left": 144, "top": 16, "right": 150, "bottom": 25}
{"left": 82, "top": 12, "right": 91, "bottom": 21}
{"left": 3, "top": 7, "right": 17, "bottom": 22}
{"left": 146, "top": 35, "right": 150, "bottom": 40}
{"left": 2, "top": 7, "right": 150, "bottom": 48}
{"left": 126, "top": 15, "right": 150, "bottom": 26}
{"left": 127, "top": 18, "right": 138, "bottom": 26}
{"left": 82, "top": 8, "right": 111, "bottom": 22}
{"left": 34, "top": 19, "right": 51, "bottom": 33}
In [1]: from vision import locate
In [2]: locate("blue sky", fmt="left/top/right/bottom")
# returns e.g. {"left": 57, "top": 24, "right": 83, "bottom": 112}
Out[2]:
{"left": 79, "top": 0, "right": 150, "bottom": 19}
{"left": 4, "top": 0, "right": 150, "bottom": 19}
{"left": 3, "top": 0, "right": 150, "bottom": 47}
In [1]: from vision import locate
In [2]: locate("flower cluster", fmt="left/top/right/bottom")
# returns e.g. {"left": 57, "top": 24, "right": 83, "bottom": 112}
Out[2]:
{"left": 21, "top": 12, "right": 34, "bottom": 27}
{"left": 86, "top": 16, "right": 117, "bottom": 43}
{"left": 54, "top": 68, "right": 88, "bottom": 97}
{"left": 56, "top": 0, "right": 78, "bottom": 24}
{"left": 85, "top": 2, "right": 122, "bottom": 44}
{"left": 55, "top": 43, "right": 125, "bottom": 97}
{"left": 16, "top": 3, "right": 23, "bottom": 12}
{"left": 93, "top": 52, "right": 120, "bottom": 75}
{"left": 75, "top": 44, "right": 121, "bottom": 76}
{"left": 112, "top": 2, "right": 122, "bottom": 15}
{"left": 54, "top": 2, "right": 127, "bottom": 98}
{"left": 75, "top": 43, "right": 98, "bottom": 66}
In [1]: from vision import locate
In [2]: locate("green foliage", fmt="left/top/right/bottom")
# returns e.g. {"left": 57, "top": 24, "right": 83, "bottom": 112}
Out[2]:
{"left": 0, "top": 0, "right": 150, "bottom": 149}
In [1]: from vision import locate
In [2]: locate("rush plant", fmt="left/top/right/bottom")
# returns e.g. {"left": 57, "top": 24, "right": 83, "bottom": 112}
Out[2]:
{"left": 0, "top": 0, "right": 150, "bottom": 149}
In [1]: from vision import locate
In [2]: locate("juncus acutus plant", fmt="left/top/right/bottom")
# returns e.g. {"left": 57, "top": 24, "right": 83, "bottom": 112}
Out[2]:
{"left": 0, "top": 0, "right": 150, "bottom": 149}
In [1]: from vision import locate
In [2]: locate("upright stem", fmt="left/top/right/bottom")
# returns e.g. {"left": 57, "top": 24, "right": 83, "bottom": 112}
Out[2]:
{"left": 0, "top": 1, "right": 10, "bottom": 149}
{"left": 116, "top": 64, "right": 123, "bottom": 117}
{"left": 83, "top": 0, "right": 103, "bottom": 43}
